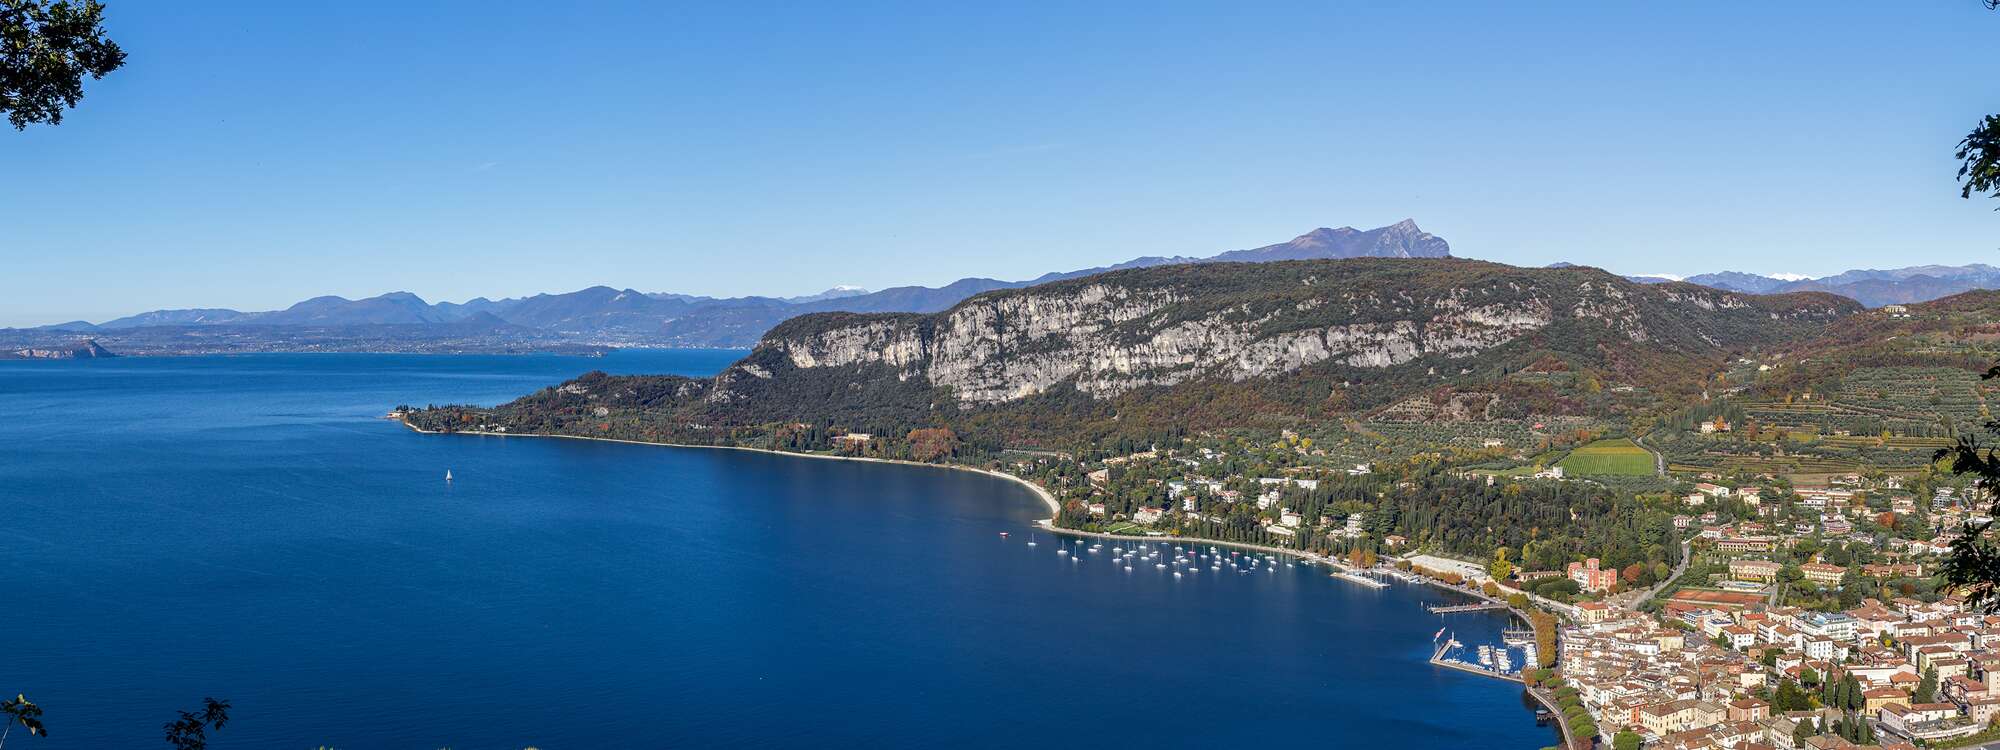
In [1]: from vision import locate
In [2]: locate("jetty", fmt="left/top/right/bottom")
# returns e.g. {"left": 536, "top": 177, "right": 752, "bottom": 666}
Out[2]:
{"left": 1429, "top": 639, "right": 1521, "bottom": 683}
{"left": 1426, "top": 601, "right": 1508, "bottom": 614}
{"left": 1333, "top": 571, "right": 1389, "bottom": 589}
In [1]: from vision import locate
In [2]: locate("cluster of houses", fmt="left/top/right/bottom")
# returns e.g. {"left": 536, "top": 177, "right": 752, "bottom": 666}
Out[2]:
{"left": 1079, "top": 448, "right": 1373, "bottom": 540}
{"left": 1545, "top": 472, "right": 2000, "bottom": 748}
{"left": 1561, "top": 592, "right": 2000, "bottom": 748}
{"left": 1677, "top": 481, "right": 1976, "bottom": 563}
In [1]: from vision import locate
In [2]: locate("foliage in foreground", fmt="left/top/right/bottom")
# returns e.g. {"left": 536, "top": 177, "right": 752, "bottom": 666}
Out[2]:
{"left": 0, "top": 0, "right": 126, "bottom": 129}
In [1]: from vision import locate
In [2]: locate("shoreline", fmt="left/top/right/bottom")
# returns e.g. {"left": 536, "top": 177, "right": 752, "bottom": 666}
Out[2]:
{"left": 397, "top": 423, "right": 1061, "bottom": 518}
{"left": 402, "top": 423, "right": 1516, "bottom": 601}
{"left": 402, "top": 425, "right": 1461, "bottom": 582}
{"left": 1029, "top": 522, "right": 1357, "bottom": 570}
{"left": 403, "top": 422, "right": 1554, "bottom": 738}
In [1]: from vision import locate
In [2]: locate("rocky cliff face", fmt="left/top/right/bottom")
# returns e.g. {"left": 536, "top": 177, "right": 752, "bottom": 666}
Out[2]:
{"left": 717, "top": 259, "right": 1856, "bottom": 408}
{"left": 1, "top": 339, "right": 116, "bottom": 360}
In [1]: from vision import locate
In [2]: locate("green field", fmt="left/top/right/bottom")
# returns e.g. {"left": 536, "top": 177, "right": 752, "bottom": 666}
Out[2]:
{"left": 1557, "top": 438, "right": 1656, "bottom": 476}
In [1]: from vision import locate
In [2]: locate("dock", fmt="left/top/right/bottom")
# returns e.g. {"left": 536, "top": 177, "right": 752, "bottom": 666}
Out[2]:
{"left": 1429, "top": 640, "right": 1522, "bottom": 683}
{"left": 1333, "top": 571, "right": 1390, "bottom": 589}
{"left": 1426, "top": 601, "right": 1509, "bottom": 614}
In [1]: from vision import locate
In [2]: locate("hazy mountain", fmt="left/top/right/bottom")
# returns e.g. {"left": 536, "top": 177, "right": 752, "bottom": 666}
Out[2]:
{"left": 1677, "top": 264, "right": 2000, "bottom": 307}
{"left": 784, "top": 286, "right": 872, "bottom": 304}
{"left": 15, "top": 220, "right": 1463, "bottom": 350}
{"left": 1208, "top": 219, "right": 1450, "bottom": 262}
{"left": 1682, "top": 271, "right": 1796, "bottom": 295}
{"left": 99, "top": 308, "right": 254, "bottom": 328}
{"left": 254, "top": 292, "right": 461, "bottom": 326}
{"left": 33, "top": 320, "right": 102, "bottom": 332}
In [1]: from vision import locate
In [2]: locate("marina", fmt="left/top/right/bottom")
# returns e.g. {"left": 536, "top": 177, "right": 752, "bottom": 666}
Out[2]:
{"left": 1429, "top": 634, "right": 1524, "bottom": 683}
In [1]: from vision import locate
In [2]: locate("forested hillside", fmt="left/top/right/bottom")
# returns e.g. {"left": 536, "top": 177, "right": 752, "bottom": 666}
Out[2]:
{"left": 406, "top": 258, "right": 1857, "bottom": 454}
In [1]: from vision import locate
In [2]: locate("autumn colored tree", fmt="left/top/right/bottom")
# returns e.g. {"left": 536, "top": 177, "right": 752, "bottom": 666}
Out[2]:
{"left": 905, "top": 428, "right": 958, "bottom": 462}
{"left": 1620, "top": 563, "right": 1645, "bottom": 584}
{"left": 1489, "top": 547, "right": 1514, "bottom": 580}
{"left": 1531, "top": 610, "right": 1558, "bottom": 669}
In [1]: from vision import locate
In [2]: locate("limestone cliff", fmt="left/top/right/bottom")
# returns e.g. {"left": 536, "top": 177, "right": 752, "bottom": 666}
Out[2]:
{"left": 716, "top": 259, "right": 1855, "bottom": 409}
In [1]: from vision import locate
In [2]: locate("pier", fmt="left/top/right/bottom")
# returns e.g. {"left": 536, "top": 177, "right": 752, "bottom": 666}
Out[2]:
{"left": 1333, "top": 571, "right": 1389, "bottom": 589}
{"left": 1429, "top": 640, "right": 1522, "bottom": 683}
{"left": 1426, "top": 601, "right": 1509, "bottom": 614}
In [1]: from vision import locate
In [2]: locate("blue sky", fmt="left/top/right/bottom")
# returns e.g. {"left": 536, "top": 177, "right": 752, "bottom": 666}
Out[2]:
{"left": 2, "top": 1, "right": 1996, "bottom": 326}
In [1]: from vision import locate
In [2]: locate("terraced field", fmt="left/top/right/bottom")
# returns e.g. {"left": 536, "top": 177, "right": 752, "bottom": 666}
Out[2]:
{"left": 1359, "top": 416, "right": 1601, "bottom": 452}
{"left": 1741, "top": 367, "right": 1991, "bottom": 439}
{"left": 1668, "top": 456, "right": 1864, "bottom": 476}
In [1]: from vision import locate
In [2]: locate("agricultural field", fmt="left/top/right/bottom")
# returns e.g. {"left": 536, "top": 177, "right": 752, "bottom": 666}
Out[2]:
{"left": 1658, "top": 367, "right": 1990, "bottom": 475}
{"left": 1556, "top": 438, "right": 1657, "bottom": 476}
{"left": 1741, "top": 367, "right": 1991, "bottom": 440}
{"left": 1667, "top": 456, "right": 1865, "bottom": 476}
{"left": 1358, "top": 416, "right": 1601, "bottom": 454}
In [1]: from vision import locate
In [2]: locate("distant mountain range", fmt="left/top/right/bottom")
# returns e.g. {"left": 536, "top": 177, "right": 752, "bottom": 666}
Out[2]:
{"left": 1614, "top": 264, "right": 2000, "bottom": 308}
{"left": 17, "top": 220, "right": 1453, "bottom": 352}
{"left": 14, "top": 218, "right": 1994, "bottom": 355}
{"left": 406, "top": 257, "right": 1856, "bottom": 450}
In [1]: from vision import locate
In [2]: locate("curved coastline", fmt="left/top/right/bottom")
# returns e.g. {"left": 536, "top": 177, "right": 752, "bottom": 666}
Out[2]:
{"left": 405, "top": 421, "right": 1559, "bottom": 744}
{"left": 402, "top": 422, "right": 1505, "bottom": 596}
{"left": 398, "top": 423, "right": 1061, "bottom": 517}
{"left": 401, "top": 422, "right": 1489, "bottom": 591}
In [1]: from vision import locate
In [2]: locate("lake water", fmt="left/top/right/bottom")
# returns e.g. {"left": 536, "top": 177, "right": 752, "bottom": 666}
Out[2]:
{"left": 0, "top": 352, "right": 1556, "bottom": 748}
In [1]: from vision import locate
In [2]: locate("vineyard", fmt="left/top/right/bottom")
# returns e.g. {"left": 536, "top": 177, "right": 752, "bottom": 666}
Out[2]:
{"left": 1556, "top": 438, "right": 1656, "bottom": 476}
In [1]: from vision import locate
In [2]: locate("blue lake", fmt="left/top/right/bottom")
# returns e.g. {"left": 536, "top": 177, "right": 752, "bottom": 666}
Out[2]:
{"left": 0, "top": 352, "right": 1556, "bottom": 748}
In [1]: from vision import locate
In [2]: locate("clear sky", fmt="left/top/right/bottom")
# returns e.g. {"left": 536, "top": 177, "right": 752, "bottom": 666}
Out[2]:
{"left": 3, "top": 1, "right": 1996, "bottom": 326}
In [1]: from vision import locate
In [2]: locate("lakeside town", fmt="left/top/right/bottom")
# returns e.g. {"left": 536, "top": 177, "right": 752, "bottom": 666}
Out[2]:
{"left": 995, "top": 413, "right": 2000, "bottom": 750}
{"left": 404, "top": 329, "right": 2000, "bottom": 750}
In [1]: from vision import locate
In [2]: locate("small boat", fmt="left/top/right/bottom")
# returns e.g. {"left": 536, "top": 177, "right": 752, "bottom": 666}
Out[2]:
{"left": 1057, "top": 549, "right": 1069, "bottom": 556}
{"left": 1026, "top": 535, "right": 1037, "bottom": 547}
{"left": 999, "top": 531, "right": 1009, "bottom": 538}
{"left": 445, "top": 470, "right": 453, "bottom": 482}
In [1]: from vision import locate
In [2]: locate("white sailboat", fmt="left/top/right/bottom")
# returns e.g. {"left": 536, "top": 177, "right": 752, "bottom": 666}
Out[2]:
{"left": 445, "top": 470, "right": 453, "bottom": 482}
